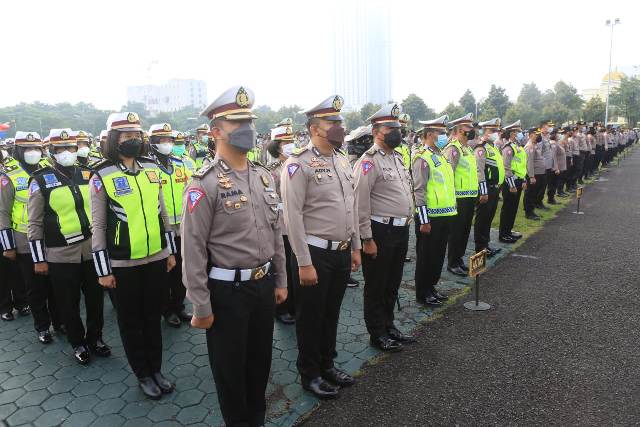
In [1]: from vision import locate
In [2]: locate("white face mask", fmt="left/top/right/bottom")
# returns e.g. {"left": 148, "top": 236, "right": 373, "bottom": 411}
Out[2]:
{"left": 489, "top": 132, "right": 499, "bottom": 142}
{"left": 153, "top": 142, "right": 174, "bottom": 156}
{"left": 1, "top": 150, "right": 8, "bottom": 158}
{"left": 23, "top": 149, "right": 42, "bottom": 165}
{"left": 77, "top": 146, "right": 91, "bottom": 158}
{"left": 282, "top": 143, "right": 296, "bottom": 157}
{"left": 54, "top": 150, "right": 78, "bottom": 167}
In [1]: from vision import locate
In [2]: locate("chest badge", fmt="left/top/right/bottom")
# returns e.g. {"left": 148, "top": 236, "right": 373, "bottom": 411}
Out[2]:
{"left": 261, "top": 175, "right": 270, "bottom": 187}
{"left": 113, "top": 176, "right": 132, "bottom": 196}
{"left": 43, "top": 173, "right": 61, "bottom": 189}
{"left": 145, "top": 170, "right": 159, "bottom": 183}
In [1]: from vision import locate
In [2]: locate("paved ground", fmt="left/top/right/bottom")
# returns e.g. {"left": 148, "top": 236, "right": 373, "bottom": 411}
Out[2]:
{"left": 0, "top": 148, "right": 634, "bottom": 426}
{"left": 303, "top": 149, "right": 640, "bottom": 426}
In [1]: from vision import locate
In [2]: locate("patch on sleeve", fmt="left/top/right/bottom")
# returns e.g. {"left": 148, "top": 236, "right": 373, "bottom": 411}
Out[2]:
{"left": 187, "top": 188, "right": 205, "bottom": 213}
{"left": 477, "top": 148, "right": 484, "bottom": 157}
{"left": 91, "top": 176, "right": 103, "bottom": 193}
{"left": 361, "top": 160, "right": 374, "bottom": 175}
{"left": 0, "top": 177, "right": 9, "bottom": 188}
{"left": 451, "top": 149, "right": 459, "bottom": 158}
{"left": 29, "top": 180, "right": 40, "bottom": 195}
{"left": 421, "top": 158, "right": 428, "bottom": 169}
{"left": 287, "top": 163, "right": 300, "bottom": 178}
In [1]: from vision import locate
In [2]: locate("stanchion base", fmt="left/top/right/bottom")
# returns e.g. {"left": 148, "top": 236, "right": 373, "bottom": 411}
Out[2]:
{"left": 571, "top": 211, "right": 585, "bottom": 215}
{"left": 595, "top": 178, "right": 608, "bottom": 182}
{"left": 464, "top": 301, "right": 491, "bottom": 311}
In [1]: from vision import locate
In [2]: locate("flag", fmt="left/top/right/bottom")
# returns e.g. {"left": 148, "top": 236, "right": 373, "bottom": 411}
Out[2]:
{"left": 0, "top": 122, "right": 11, "bottom": 131}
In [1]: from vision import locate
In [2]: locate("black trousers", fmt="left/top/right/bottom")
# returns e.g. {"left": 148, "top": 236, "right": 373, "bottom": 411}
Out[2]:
{"left": 546, "top": 170, "right": 558, "bottom": 201}
{"left": 415, "top": 215, "right": 454, "bottom": 301}
{"left": 535, "top": 170, "right": 550, "bottom": 205}
{"left": 594, "top": 146, "right": 604, "bottom": 172}
{"left": 524, "top": 175, "right": 542, "bottom": 215}
{"left": 362, "top": 221, "right": 408, "bottom": 339}
{"left": 556, "top": 170, "right": 567, "bottom": 194}
{"left": 275, "top": 235, "right": 295, "bottom": 317}
{"left": 573, "top": 154, "right": 584, "bottom": 182}
{"left": 165, "top": 236, "right": 186, "bottom": 316}
{"left": 17, "top": 254, "right": 60, "bottom": 332}
{"left": 0, "top": 256, "right": 27, "bottom": 313}
{"left": 206, "top": 274, "right": 275, "bottom": 427}
{"left": 474, "top": 186, "right": 500, "bottom": 252}
{"left": 294, "top": 245, "right": 350, "bottom": 380}
{"left": 499, "top": 180, "right": 523, "bottom": 237}
{"left": 48, "top": 261, "right": 104, "bottom": 348}
{"left": 113, "top": 259, "right": 167, "bottom": 378}
{"left": 565, "top": 157, "right": 575, "bottom": 188}
{"left": 447, "top": 197, "right": 475, "bottom": 268}
{"left": 582, "top": 152, "right": 592, "bottom": 179}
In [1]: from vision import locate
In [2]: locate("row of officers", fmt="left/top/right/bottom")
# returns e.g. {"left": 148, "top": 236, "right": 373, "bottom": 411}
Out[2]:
{"left": 0, "top": 85, "right": 637, "bottom": 427}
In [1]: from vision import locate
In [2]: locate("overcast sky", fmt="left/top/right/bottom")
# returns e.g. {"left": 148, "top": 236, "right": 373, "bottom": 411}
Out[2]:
{"left": 2, "top": 0, "right": 638, "bottom": 112}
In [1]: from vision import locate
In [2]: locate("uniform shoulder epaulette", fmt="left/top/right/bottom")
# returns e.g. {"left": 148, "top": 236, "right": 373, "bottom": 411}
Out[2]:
{"left": 91, "top": 159, "right": 112, "bottom": 171}
{"left": 137, "top": 156, "right": 156, "bottom": 163}
{"left": 193, "top": 159, "right": 217, "bottom": 179}
{"left": 336, "top": 148, "right": 347, "bottom": 157}
{"left": 290, "top": 146, "right": 309, "bottom": 157}
{"left": 249, "top": 159, "right": 269, "bottom": 172}
{"left": 31, "top": 165, "right": 53, "bottom": 177}
{"left": 266, "top": 160, "right": 282, "bottom": 171}
{"left": 365, "top": 146, "right": 377, "bottom": 156}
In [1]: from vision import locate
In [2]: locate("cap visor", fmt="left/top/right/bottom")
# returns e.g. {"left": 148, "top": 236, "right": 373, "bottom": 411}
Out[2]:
{"left": 323, "top": 114, "right": 344, "bottom": 122}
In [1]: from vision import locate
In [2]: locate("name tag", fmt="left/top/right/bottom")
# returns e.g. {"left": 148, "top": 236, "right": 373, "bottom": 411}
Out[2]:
{"left": 113, "top": 176, "right": 132, "bottom": 196}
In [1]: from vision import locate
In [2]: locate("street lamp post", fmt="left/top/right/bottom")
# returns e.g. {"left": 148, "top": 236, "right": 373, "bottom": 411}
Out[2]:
{"left": 604, "top": 18, "right": 621, "bottom": 127}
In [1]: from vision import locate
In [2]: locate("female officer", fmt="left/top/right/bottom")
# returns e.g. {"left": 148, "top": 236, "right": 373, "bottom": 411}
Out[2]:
{"left": 90, "top": 112, "right": 176, "bottom": 400}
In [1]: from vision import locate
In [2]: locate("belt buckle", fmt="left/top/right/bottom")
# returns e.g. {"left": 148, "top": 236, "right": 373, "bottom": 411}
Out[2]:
{"left": 251, "top": 265, "right": 267, "bottom": 280}
{"left": 337, "top": 241, "right": 349, "bottom": 251}
{"left": 383, "top": 217, "right": 390, "bottom": 224}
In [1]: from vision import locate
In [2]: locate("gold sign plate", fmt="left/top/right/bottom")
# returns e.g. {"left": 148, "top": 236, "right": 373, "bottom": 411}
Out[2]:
{"left": 468, "top": 250, "right": 487, "bottom": 278}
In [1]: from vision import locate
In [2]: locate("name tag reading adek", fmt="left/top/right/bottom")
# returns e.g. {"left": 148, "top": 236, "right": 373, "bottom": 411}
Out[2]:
{"left": 113, "top": 176, "right": 132, "bottom": 196}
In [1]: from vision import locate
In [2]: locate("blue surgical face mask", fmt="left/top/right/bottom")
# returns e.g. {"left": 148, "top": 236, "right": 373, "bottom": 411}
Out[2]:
{"left": 516, "top": 132, "right": 524, "bottom": 142}
{"left": 436, "top": 134, "right": 448, "bottom": 149}
{"left": 172, "top": 144, "right": 186, "bottom": 157}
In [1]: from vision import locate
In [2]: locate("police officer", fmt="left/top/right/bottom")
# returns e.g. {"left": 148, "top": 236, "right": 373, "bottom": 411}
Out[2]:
{"left": 499, "top": 120, "right": 527, "bottom": 242}
{"left": 444, "top": 113, "right": 483, "bottom": 276}
{"left": 189, "top": 123, "right": 210, "bottom": 169}
{"left": 394, "top": 113, "right": 412, "bottom": 170}
{"left": 28, "top": 128, "right": 110, "bottom": 364}
{"left": 148, "top": 123, "right": 193, "bottom": 328}
{"left": 96, "top": 130, "right": 108, "bottom": 162}
{"left": 281, "top": 94, "right": 362, "bottom": 398}
{"left": 412, "top": 115, "right": 457, "bottom": 306}
{"left": 266, "top": 123, "right": 296, "bottom": 325}
{"left": 474, "top": 118, "right": 504, "bottom": 257}
{"left": 0, "top": 139, "right": 28, "bottom": 322}
{"left": 182, "top": 86, "right": 287, "bottom": 426}
{"left": 171, "top": 130, "right": 197, "bottom": 173}
{"left": 1, "top": 131, "right": 62, "bottom": 343}
{"left": 524, "top": 129, "right": 544, "bottom": 220}
{"left": 346, "top": 125, "right": 373, "bottom": 167}
{"left": 72, "top": 130, "right": 92, "bottom": 167}
{"left": 536, "top": 122, "right": 552, "bottom": 210}
{"left": 90, "top": 112, "right": 177, "bottom": 399}
{"left": 546, "top": 131, "right": 563, "bottom": 204}
{"left": 354, "top": 104, "right": 415, "bottom": 352}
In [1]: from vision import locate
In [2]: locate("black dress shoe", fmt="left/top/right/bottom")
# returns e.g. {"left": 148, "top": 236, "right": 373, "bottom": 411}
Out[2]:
{"left": 322, "top": 367, "right": 355, "bottom": 387}
{"left": 499, "top": 236, "right": 516, "bottom": 244}
{"left": 388, "top": 328, "right": 417, "bottom": 343}
{"left": 54, "top": 325, "right": 67, "bottom": 335}
{"left": 276, "top": 313, "right": 295, "bottom": 325}
{"left": 509, "top": 231, "right": 523, "bottom": 239}
{"left": 302, "top": 377, "right": 339, "bottom": 399}
{"left": 89, "top": 339, "right": 111, "bottom": 357}
{"left": 525, "top": 213, "right": 541, "bottom": 220}
{"left": 433, "top": 291, "right": 449, "bottom": 301}
{"left": 165, "top": 313, "right": 181, "bottom": 328}
{"left": 370, "top": 334, "right": 403, "bottom": 352}
{"left": 486, "top": 247, "right": 501, "bottom": 258}
{"left": 447, "top": 266, "right": 467, "bottom": 276}
{"left": 38, "top": 330, "right": 52, "bottom": 344}
{"left": 418, "top": 296, "right": 443, "bottom": 307}
{"left": 404, "top": 256, "right": 412, "bottom": 263}
{"left": 346, "top": 276, "right": 359, "bottom": 288}
{"left": 177, "top": 311, "right": 192, "bottom": 322}
{"left": 536, "top": 204, "right": 549, "bottom": 210}
{"left": 73, "top": 346, "right": 90, "bottom": 365}
{"left": 139, "top": 377, "right": 162, "bottom": 400}
{"left": 152, "top": 372, "right": 174, "bottom": 394}
{"left": 18, "top": 306, "right": 31, "bottom": 316}
{"left": 1, "top": 312, "right": 14, "bottom": 321}
{"left": 458, "top": 262, "right": 469, "bottom": 272}
{"left": 547, "top": 199, "right": 558, "bottom": 205}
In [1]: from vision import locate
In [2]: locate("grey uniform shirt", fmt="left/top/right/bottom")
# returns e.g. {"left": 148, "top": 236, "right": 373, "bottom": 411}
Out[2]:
{"left": 28, "top": 173, "right": 92, "bottom": 264}
{"left": 541, "top": 135, "right": 553, "bottom": 170}
{"left": 180, "top": 156, "right": 286, "bottom": 318}
{"left": 90, "top": 160, "right": 170, "bottom": 268}
{"left": 268, "top": 160, "right": 286, "bottom": 235}
{"left": 525, "top": 141, "right": 542, "bottom": 176}
{"left": 281, "top": 144, "right": 361, "bottom": 267}
{"left": 0, "top": 177, "right": 29, "bottom": 254}
{"left": 502, "top": 141, "right": 518, "bottom": 187}
{"left": 353, "top": 143, "right": 413, "bottom": 240}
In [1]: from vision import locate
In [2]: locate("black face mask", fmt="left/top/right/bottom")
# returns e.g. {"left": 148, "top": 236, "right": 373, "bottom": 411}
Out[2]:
{"left": 383, "top": 129, "right": 403, "bottom": 148}
{"left": 117, "top": 138, "right": 142, "bottom": 158}
{"left": 535, "top": 135, "right": 542, "bottom": 143}
{"left": 325, "top": 125, "right": 345, "bottom": 148}
{"left": 465, "top": 129, "right": 476, "bottom": 140}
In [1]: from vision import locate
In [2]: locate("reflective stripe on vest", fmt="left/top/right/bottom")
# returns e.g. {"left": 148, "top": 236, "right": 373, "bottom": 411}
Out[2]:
{"left": 394, "top": 144, "right": 411, "bottom": 170}
{"left": 448, "top": 140, "right": 478, "bottom": 198}
{"left": 419, "top": 149, "right": 457, "bottom": 217}
{"left": 100, "top": 165, "right": 164, "bottom": 259}
{"left": 47, "top": 184, "right": 91, "bottom": 245}
{"left": 160, "top": 159, "right": 193, "bottom": 225}
{"left": 510, "top": 143, "right": 528, "bottom": 179}
{"left": 484, "top": 143, "right": 505, "bottom": 185}
{"left": 5, "top": 159, "right": 30, "bottom": 233}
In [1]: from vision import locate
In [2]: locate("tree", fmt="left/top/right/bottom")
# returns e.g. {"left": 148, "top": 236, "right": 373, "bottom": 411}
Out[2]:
{"left": 359, "top": 103, "right": 382, "bottom": 122}
{"left": 478, "top": 104, "right": 498, "bottom": 122}
{"left": 503, "top": 103, "right": 540, "bottom": 129}
{"left": 344, "top": 111, "right": 364, "bottom": 131}
{"left": 440, "top": 103, "right": 465, "bottom": 121}
{"left": 458, "top": 89, "right": 476, "bottom": 114}
{"left": 582, "top": 96, "right": 606, "bottom": 123}
{"left": 541, "top": 102, "right": 571, "bottom": 126}
{"left": 609, "top": 76, "right": 640, "bottom": 126}
{"left": 553, "top": 81, "right": 584, "bottom": 111}
{"left": 517, "top": 83, "right": 544, "bottom": 111}
{"left": 482, "top": 85, "right": 511, "bottom": 118}
{"left": 401, "top": 94, "right": 435, "bottom": 128}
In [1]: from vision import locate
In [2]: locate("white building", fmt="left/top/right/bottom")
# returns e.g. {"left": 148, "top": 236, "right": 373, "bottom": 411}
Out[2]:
{"left": 127, "top": 79, "right": 207, "bottom": 114}
{"left": 331, "top": 0, "right": 392, "bottom": 110}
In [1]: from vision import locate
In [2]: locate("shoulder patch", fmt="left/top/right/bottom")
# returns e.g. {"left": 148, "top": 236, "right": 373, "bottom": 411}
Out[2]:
{"left": 287, "top": 163, "right": 300, "bottom": 178}
{"left": 187, "top": 188, "right": 206, "bottom": 213}
{"left": 361, "top": 160, "right": 374, "bottom": 175}
{"left": 91, "top": 175, "right": 103, "bottom": 192}
{"left": 421, "top": 158, "right": 428, "bottom": 169}
{"left": 0, "top": 176, "right": 9, "bottom": 188}
{"left": 290, "top": 146, "right": 308, "bottom": 157}
{"left": 29, "top": 180, "right": 40, "bottom": 195}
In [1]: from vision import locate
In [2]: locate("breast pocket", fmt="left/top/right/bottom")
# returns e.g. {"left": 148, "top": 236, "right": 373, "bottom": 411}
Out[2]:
{"left": 262, "top": 193, "right": 280, "bottom": 226}
{"left": 382, "top": 169, "right": 399, "bottom": 181}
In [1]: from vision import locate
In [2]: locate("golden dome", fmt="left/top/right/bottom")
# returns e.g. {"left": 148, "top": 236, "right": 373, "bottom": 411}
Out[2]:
{"left": 602, "top": 71, "right": 626, "bottom": 82}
